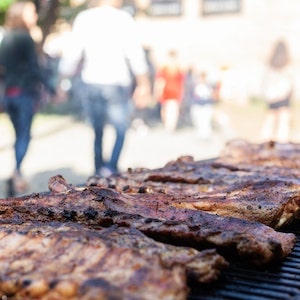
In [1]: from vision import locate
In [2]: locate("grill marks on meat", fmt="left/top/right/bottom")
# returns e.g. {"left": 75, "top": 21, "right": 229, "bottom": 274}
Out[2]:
{"left": 101, "top": 191, "right": 296, "bottom": 265}
{"left": 0, "top": 168, "right": 296, "bottom": 300}
{"left": 174, "top": 180, "right": 300, "bottom": 229}
{"left": 95, "top": 226, "right": 228, "bottom": 284}
{"left": 0, "top": 187, "right": 109, "bottom": 226}
{"left": 0, "top": 176, "right": 295, "bottom": 266}
{"left": 2, "top": 139, "right": 300, "bottom": 299}
{"left": 0, "top": 222, "right": 215, "bottom": 299}
{"left": 87, "top": 154, "right": 300, "bottom": 229}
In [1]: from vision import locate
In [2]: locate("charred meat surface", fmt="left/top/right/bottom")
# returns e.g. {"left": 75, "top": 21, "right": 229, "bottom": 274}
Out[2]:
{"left": 2, "top": 138, "right": 300, "bottom": 299}
{"left": 219, "top": 139, "right": 300, "bottom": 168}
{"left": 173, "top": 179, "right": 300, "bottom": 229}
{"left": 0, "top": 222, "right": 192, "bottom": 300}
{"left": 86, "top": 155, "right": 300, "bottom": 229}
{"left": 0, "top": 176, "right": 295, "bottom": 266}
{"left": 101, "top": 191, "right": 296, "bottom": 266}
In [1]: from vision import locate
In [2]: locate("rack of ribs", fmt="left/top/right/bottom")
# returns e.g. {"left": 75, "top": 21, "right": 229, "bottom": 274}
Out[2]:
{"left": 0, "top": 222, "right": 199, "bottom": 299}
{"left": 219, "top": 138, "right": 300, "bottom": 168}
{"left": 101, "top": 190, "right": 296, "bottom": 265}
{"left": 0, "top": 175, "right": 295, "bottom": 266}
{"left": 86, "top": 154, "right": 300, "bottom": 229}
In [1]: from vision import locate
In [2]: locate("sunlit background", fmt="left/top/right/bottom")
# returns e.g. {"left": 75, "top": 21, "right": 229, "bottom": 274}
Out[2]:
{"left": 1, "top": 0, "right": 300, "bottom": 197}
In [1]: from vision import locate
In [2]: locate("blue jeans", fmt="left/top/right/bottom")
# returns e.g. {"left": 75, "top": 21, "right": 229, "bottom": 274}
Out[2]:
{"left": 84, "top": 84, "right": 132, "bottom": 173}
{"left": 4, "top": 93, "right": 35, "bottom": 173}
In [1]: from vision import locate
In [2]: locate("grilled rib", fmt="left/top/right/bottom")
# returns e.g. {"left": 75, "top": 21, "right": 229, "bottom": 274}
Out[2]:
{"left": 86, "top": 155, "right": 300, "bottom": 229}
{"left": 101, "top": 190, "right": 296, "bottom": 265}
{"left": 0, "top": 222, "right": 192, "bottom": 299}
{"left": 219, "top": 139, "right": 300, "bottom": 168}
{"left": 0, "top": 175, "right": 295, "bottom": 266}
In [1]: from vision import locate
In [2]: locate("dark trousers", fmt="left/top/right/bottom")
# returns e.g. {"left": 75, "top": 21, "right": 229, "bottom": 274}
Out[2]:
{"left": 4, "top": 93, "right": 34, "bottom": 173}
{"left": 83, "top": 84, "right": 132, "bottom": 173}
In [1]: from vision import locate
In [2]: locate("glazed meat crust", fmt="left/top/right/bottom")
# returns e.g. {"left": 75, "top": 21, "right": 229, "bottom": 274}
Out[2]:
{"left": 0, "top": 222, "right": 191, "bottom": 300}
{"left": 0, "top": 176, "right": 295, "bottom": 266}
{"left": 101, "top": 190, "right": 296, "bottom": 265}
{"left": 219, "top": 139, "right": 300, "bottom": 168}
{"left": 87, "top": 155, "right": 300, "bottom": 229}
{"left": 2, "top": 139, "right": 300, "bottom": 299}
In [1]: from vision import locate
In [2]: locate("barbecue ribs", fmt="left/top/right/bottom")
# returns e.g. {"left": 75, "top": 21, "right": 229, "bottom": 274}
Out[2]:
{"left": 0, "top": 175, "right": 295, "bottom": 266}
{"left": 219, "top": 139, "right": 300, "bottom": 168}
{"left": 86, "top": 155, "right": 300, "bottom": 229}
{"left": 0, "top": 222, "right": 197, "bottom": 299}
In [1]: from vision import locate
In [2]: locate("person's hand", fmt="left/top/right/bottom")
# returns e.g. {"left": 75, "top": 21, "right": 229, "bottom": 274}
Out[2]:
{"left": 54, "top": 78, "right": 71, "bottom": 103}
{"left": 133, "top": 83, "right": 152, "bottom": 109}
{"left": 132, "top": 74, "right": 152, "bottom": 108}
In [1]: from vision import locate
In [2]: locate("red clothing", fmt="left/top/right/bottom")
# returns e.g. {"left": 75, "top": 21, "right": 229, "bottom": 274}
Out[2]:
{"left": 157, "top": 67, "right": 185, "bottom": 103}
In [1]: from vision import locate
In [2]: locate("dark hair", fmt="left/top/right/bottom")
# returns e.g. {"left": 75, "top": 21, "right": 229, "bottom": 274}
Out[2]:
{"left": 269, "top": 40, "right": 290, "bottom": 69}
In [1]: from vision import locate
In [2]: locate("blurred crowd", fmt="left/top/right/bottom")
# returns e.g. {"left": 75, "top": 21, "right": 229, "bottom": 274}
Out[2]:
{"left": 0, "top": 0, "right": 295, "bottom": 197}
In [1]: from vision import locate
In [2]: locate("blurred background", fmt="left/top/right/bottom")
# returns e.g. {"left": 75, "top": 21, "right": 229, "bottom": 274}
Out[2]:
{"left": 1, "top": 0, "right": 300, "bottom": 197}
{"left": 38, "top": 0, "right": 300, "bottom": 103}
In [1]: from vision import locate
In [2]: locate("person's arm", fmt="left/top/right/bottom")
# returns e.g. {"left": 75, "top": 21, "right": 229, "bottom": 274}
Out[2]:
{"left": 133, "top": 73, "right": 152, "bottom": 108}
{"left": 121, "top": 14, "right": 152, "bottom": 108}
{"left": 153, "top": 69, "right": 166, "bottom": 103}
{"left": 57, "top": 17, "right": 85, "bottom": 102}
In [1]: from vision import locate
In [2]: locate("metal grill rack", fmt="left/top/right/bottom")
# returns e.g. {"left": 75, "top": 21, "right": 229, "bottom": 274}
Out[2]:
{"left": 189, "top": 235, "right": 300, "bottom": 300}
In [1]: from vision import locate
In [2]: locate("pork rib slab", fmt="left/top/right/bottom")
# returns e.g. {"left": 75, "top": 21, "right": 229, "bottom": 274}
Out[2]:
{"left": 101, "top": 190, "right": 296, "bottom": 265}
{"left": 0, "top": 222, "right": 190, "bottom": 300}
{"left": 87, "top": 156, "right": 300, "bottom": 229}
{"left": 0, "top": 176, "right": 296, "bottom": 266}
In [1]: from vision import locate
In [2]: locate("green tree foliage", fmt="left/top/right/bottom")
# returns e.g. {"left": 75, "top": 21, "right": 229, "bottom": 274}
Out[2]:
{"left": 0, "top": 0, "right": 13, "bottom": 11}
{"left": 0, "top": 0, "right": 14, "bottom": 24}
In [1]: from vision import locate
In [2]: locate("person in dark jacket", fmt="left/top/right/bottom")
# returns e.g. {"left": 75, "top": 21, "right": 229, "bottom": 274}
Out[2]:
{"left": 0, "top": 1, "right": 53, "bottom": 194}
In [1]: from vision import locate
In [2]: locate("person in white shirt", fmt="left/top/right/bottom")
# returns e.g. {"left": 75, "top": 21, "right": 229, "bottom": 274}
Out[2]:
{"left": 59, "top": 0, "right": 151, "bottom": 176}
{"left": 260, "top": 40, "right": 293, "bottom": 143}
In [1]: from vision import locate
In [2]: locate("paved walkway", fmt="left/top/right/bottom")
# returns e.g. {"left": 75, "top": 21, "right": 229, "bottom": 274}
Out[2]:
{"left": 0, "top": 113, "right": 235, "bottom": 198}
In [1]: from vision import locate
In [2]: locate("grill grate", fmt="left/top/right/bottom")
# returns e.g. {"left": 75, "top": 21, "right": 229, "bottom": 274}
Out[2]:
{"left": 189, "top": 235, "right": 300, "bottom": 300}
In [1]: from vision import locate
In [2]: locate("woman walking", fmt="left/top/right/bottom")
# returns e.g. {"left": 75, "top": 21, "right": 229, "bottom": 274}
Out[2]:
{"left": 0, "top": 1, "right": 52, "bottom": 194}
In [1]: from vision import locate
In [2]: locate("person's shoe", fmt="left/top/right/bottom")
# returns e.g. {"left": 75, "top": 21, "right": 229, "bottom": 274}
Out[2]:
{"left": 98, "top": 166, "right": 114, "bottom": 178}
